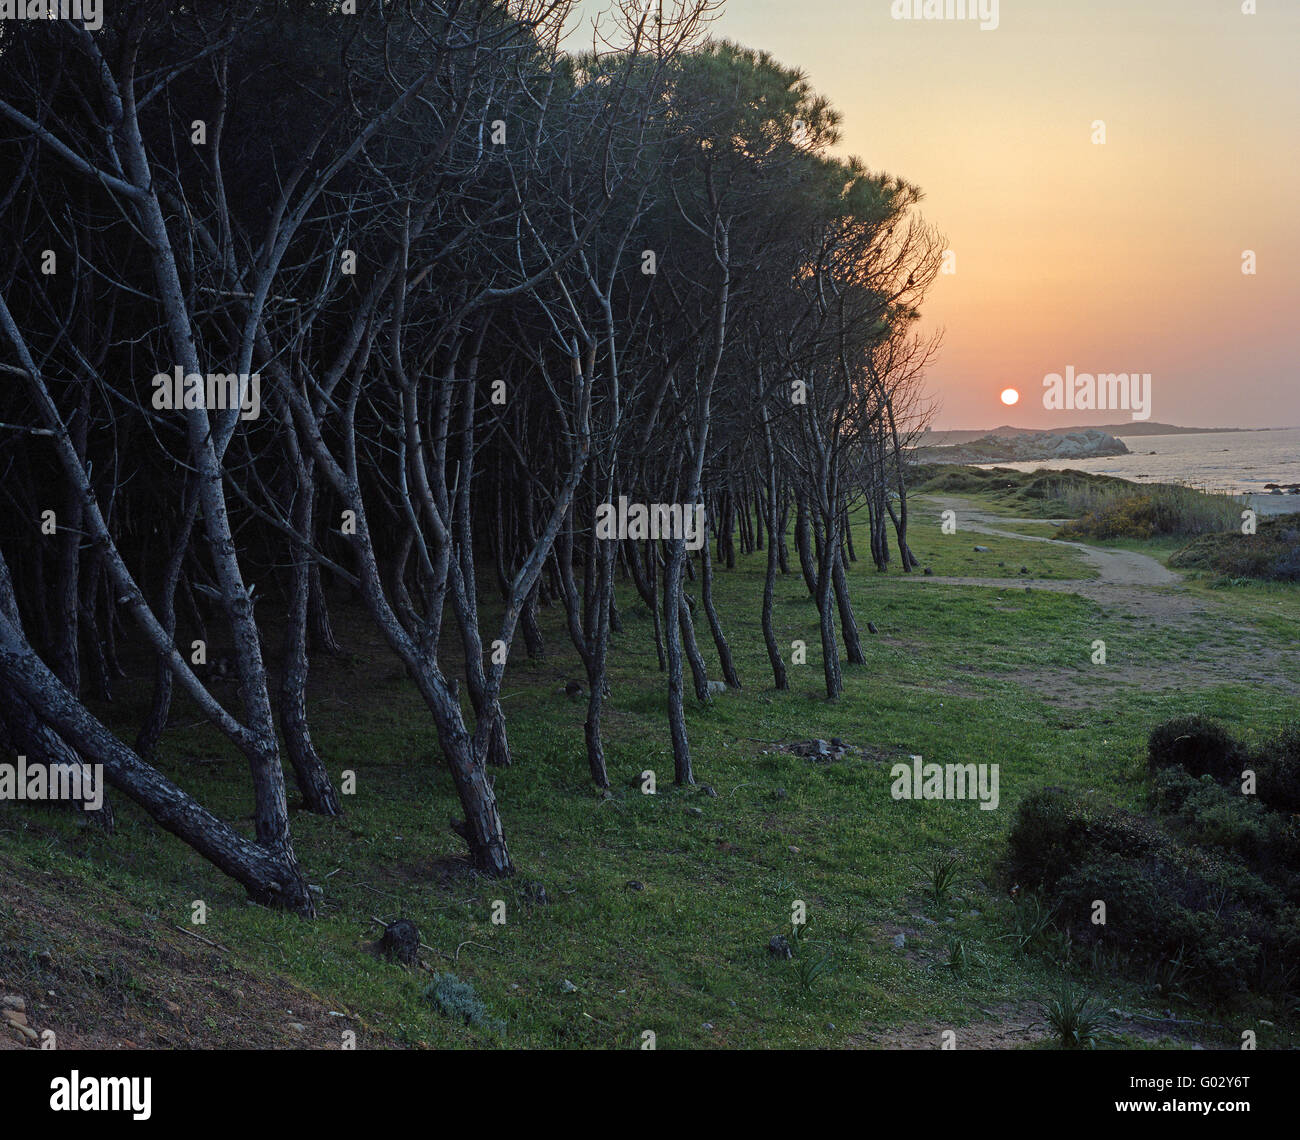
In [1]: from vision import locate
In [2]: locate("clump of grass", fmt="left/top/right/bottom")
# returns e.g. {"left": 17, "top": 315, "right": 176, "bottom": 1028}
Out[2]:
{"left": 942, "top": 937, "right": 968, "bottom": 974}
{"left": 916, "top": 852, "right": 963, "bottom": 908}
{"left": 792, "top": 951, "right": 835, "bottom": 993}
{"left": 1004, "top": 892, "right": 1058, "bottom": 955}
{"left": 1041, "top": 981, "right": 1109, "bottom": 1049}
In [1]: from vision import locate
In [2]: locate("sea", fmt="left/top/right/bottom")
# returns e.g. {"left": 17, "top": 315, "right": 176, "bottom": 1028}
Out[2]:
{"left": 974, "top": 428, "right": 1300, "bottom": 498}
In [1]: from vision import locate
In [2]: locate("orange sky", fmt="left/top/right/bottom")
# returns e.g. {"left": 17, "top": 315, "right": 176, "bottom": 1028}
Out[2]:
{"left": 573, "top": 0, "right": 1300, "bottom": 430}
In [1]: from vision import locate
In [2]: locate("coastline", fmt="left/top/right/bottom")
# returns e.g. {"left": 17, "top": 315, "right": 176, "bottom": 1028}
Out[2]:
{"left": 1245, "top": 493, "right": 1300, "bottom": 519}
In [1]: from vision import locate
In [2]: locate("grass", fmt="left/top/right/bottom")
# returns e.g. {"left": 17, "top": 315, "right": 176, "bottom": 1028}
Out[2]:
{"left": 916, "top": 465, "right": 1244, "bottom": 538}
{"left": 1, "top": 479, "right": 1297, "bottom": 1050}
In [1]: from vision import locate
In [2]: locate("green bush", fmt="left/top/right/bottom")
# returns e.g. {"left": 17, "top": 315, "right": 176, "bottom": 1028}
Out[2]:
{"left": 1147, "top": 715, "right": 1245, "bottom": 782}
{"left": 1170, "top": 512, "right": 1300, "bottom": 582}
{"left": 1252, "top": 726, "right": 1300, "bottom": 814}
{"left": 1054, "top": 856, "right": 1261, "bottom": 999}
{"left": 1006, "top": 749, "right": 1299, "bottom": 1001}
{"left": 1005, "top": 786, "right": 1096, "bottom": 892}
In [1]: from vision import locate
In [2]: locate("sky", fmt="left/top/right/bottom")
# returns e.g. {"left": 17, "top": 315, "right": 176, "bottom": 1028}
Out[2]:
{"left": 569, "top": 0, "right": 1300, "bottom": 431}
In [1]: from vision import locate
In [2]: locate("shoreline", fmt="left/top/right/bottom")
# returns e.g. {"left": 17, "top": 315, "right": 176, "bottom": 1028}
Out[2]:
{"left": 1245, "top": 493, "right": 1300, "bottom": 519}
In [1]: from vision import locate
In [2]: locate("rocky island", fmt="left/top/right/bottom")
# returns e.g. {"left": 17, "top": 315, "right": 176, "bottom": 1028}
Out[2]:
{"left": 912, "top": 428, "right": 1130, "bottom": 465}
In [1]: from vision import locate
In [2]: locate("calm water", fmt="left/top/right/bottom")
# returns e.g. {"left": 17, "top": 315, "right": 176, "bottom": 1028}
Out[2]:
{"left": 975, "top": 428, "right": 1300, "bottom": 496}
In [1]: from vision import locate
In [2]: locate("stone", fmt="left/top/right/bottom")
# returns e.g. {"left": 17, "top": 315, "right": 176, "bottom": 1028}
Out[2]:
{"left": 686, "top": 806, "right": 704, "bottom": 817}
{"left": 625, "top": 880, "right": 644, "bottom": 891}
{"left": 521, "top": 880, "right": 550, "bottom": 905}
{"left": 3, "top": 1009, "right": 28, "bottom": 1026}
{"left": 701, "top": 784, "right": 718, "bottom": 797}
{"left": 560, "top": 979, "right": 578, "bottom": 994}
{"left": 768, "top": 935, "right": 793, "bottom": 959}
{"left": 164, "top": 1001, "right": 182, "bottom": 1015}
{"left": 0, "top": 996, "right": 24, "bottom": 1012}
{"left": 287, "top": 1022, "right": 306, "bottom": 1034}
{"left": 892, "top": 933, "right": 906, "bottom": 950}
{"left": 707, "top": 680, "right": 727, "bottom": 695}
{"left": 9, "top": 1022, "right": 37, "bottom": 1044}
{"left": 973, "top": 545, "right": 990, "bottom": 552}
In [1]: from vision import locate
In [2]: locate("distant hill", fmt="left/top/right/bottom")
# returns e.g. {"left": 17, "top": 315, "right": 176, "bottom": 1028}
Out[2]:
{"left": 919, "top": 423, "right": 1264, "bottom": 446}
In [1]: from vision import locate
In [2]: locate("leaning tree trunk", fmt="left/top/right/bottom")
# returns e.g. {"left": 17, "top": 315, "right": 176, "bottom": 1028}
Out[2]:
{"left": 0, "top": 565, "right": 312, "bottom": 913}
{"left": 0, "top": 677, "right": 115, "bottom": 833}
{"left": 679, "top": 594, "right": 710, "bottom": 702}
{"left": 762, "top": 485, "right": 789, "bottom": 691}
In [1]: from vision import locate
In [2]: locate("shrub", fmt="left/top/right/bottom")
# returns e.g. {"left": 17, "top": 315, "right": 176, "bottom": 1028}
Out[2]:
{"left": 423, "top": 972, "right": 504, "bottom": 1034}
{"left": 1005, "top": 786, "right": 1096, "bottom": 892}
{"left": 1054, "top": 857, "right": 1260, "bottom": 999}
{"left": 1170, "top": 512, "right": 1300, "bottom": 582}
{"left": 1252, "top": 726, "right": 1300, "bottom": 814}
{"left": 1147, "top": 715, "right": 1245, "bottom": 782}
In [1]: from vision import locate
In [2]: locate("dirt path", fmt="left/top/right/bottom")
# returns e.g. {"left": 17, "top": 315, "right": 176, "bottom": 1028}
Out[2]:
{"left": 913, "top": 496, "right": 1182, "bottom": 611}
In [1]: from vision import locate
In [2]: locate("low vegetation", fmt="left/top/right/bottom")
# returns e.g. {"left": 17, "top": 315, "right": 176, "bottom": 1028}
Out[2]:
{"left": 1004, "top": 717, "right": 1300, "bottom": 1006}
{"left": 1170, "top": 513, "right": 1300, "bottom": 583}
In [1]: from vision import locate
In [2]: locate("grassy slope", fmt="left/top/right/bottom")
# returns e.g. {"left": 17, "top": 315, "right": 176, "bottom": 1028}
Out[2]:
{"left": 1, "top": 487, "right": 1297, "bottom": 1050}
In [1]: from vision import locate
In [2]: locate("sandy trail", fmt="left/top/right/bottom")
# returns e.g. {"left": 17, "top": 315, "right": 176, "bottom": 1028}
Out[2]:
{"left": 908, "top": 496, "right": 1184, "bottom": 614}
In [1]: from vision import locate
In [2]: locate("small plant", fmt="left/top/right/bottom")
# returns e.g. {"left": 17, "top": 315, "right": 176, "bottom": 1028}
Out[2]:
{"left": 1088, "top": 940, "right": 1123, "bottom": 976}
{"left": 423, "top": 972, "right": 504, "bottom": 1034}
{"left": 1003, "top": 891, "right": 1058, "bottom": 955}
{"left": 1041, "top": 980, "right": 1109, "bottom": 1049}
{"left": 916, "top": 852, "right": 963, "bottom": 907}
{"left": 1148, "top": 947, "right": 1191, "bottom": 1002}
{"left": 792, "top": 950, "right": 834, "bottom": 993}
{"left": 942, "top": 937, "right": 968, "bottom": 974}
